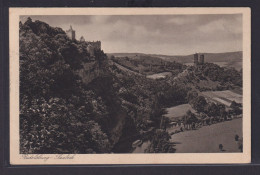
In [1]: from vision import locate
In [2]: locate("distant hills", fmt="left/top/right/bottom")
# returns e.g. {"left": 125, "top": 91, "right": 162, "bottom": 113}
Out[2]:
{"left": 107, "top": 51, "right": 242, "bottom": 70}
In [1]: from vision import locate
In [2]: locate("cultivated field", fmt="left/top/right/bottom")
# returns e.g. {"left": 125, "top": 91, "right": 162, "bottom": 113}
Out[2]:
{"left": 171, "top": 118, "right": 242, "bottom": 153}
{"left": 164, "top": 104, "right": 195, "bottom": 121}
{"left": 146, "top": 72, "right": 172, "bottom": 79}
{"left": 201, "top": 90, "right": 242, "bottom": 106}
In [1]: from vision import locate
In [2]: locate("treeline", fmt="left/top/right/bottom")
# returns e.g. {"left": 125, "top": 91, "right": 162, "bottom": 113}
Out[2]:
{"left": 111, "top": 55, "right": 185, "bottom": 75}
{"left": 187, "top": 91, "right": 242, "bottom": 120}
{"left": 195, "top": 63, "right": 242, "bottom": 87}
{"left": 108, "top": 65, "right": 175, "bottom": 153}
{"left": 172, "top": 62, "right": 242, "bottom": 92}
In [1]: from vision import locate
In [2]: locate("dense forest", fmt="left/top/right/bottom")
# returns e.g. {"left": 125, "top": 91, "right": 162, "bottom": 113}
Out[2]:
{"left": 19, "top": 18, "right": 176, "bottom": 154}
{"left": 20, "top": 18, "right": 112, "bottom": 153}
{"left": 19, "top": 18, "right": 242, "bottom": 154}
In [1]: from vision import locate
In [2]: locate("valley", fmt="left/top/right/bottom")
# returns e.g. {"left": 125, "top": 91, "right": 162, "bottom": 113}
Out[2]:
{"left": 108, "top": 51, "right": 243, "bottom": 71}
{"left": 19, "top": 18, "right": 243, "bottom": 154}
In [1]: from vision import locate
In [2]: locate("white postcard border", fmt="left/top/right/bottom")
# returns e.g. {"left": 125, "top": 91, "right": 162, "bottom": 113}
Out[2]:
{"left": 9, "top": 7, "right": 251, "bottom": 165}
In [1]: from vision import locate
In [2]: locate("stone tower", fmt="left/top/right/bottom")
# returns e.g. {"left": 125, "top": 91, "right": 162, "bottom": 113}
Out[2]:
{"left": 194, "top": 53, "right": 199, "bottom": 66}
{"left": 199, "top": 54, "right": 205, "bottom": 65}
{"left": 66, "top": 25, "right": 76, "bottom": 40}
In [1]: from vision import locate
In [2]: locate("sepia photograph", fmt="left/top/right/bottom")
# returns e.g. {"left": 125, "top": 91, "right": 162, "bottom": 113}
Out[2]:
{"left": 9, "top": 8, "right": 251, "bottom": 164}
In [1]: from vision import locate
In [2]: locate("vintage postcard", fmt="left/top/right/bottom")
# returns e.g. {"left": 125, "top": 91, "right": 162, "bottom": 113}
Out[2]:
{"left": 9, "top": 8, "right": 251, "bottom": 164}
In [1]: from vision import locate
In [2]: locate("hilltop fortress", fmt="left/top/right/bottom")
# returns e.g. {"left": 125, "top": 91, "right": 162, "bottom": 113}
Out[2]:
{"left": 65, "top": 25, "right": 104, "bottom": 84}
{"left": 66, "top": 25, "right": 101, "bottom": 56}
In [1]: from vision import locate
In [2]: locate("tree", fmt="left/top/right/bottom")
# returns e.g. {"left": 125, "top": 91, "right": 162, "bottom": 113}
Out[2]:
{"left": 187, "top": 90, "right": 198, "bottom": 103}
{"left": 145, "top": 129, "right": 175, "bottom": 153}
{"left": 192, "top": 96, "right": 207, "bottom": 113}
{"left": 150, "top": 97, "right": 166, "bottom": 128}
{"left": 182, "top": 110, "right": 198, "bottom": 129}
{"left": 218, "top": 104, "right": 227, "bottom": 119}
{"left": 206, "top": 103, "right": 220, "bottom": 117}
{"left": 230, "top": 101, "right": 242, "bottom": 115}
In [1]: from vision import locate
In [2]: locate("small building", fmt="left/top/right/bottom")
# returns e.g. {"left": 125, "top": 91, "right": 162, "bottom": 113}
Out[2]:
{"left": 80, "top": 36, "right": 85, "bottom": 42}
{"left": 90, "top": 41, "right": 101, "bottom": 50}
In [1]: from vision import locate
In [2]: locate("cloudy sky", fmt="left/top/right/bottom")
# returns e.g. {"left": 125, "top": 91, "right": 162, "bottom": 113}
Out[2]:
{"left": 21, "top": 14, "right": 242, "bottom": 55}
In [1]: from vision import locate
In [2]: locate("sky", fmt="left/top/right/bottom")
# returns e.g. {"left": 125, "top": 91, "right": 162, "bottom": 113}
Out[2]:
{"left": 20, "top": 14, "right": 242, "bottom": 55}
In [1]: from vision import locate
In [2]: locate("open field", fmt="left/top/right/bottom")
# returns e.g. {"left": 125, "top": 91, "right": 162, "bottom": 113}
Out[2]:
{"left": 164, "top": 104, "right": 195, "bottom": 121}
{"left": 171, "top": 118, "right": 242, "bottom": 153}
{"left": 201, "top": 90, "right": 242, "bottom": 106}
{"left": 146, "top": 72, "right": 172, "bottom": 79}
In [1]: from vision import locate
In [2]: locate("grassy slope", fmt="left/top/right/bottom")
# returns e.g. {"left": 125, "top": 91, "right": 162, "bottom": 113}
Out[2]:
{"left": 170, "top": 118, "right": 242, "bottom": 153}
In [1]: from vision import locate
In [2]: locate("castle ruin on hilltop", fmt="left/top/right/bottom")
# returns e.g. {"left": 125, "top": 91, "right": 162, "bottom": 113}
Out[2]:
{"left": 66, "top": 25, "right": 101, "bottom": 56}
{"left": 65, "top": 25, "right": 103, "bottom": 84}
{"left": 194, "top": 53, "right": 205, "bottom": 66}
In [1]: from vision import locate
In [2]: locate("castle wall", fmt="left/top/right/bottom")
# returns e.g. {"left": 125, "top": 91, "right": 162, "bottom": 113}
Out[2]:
{"left": 87, "top": 45, "right": 95, "bottom": 57}
{"left": 91, "top": 41, "right": 101, "bottom": 50}
{"left": 87, "top": 41, "right": 101, "bottom": 50}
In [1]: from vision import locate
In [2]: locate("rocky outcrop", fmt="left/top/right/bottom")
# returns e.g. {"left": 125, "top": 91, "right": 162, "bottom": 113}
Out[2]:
{"left": 77, "top": 61, "right": 102, "bottom": 84}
